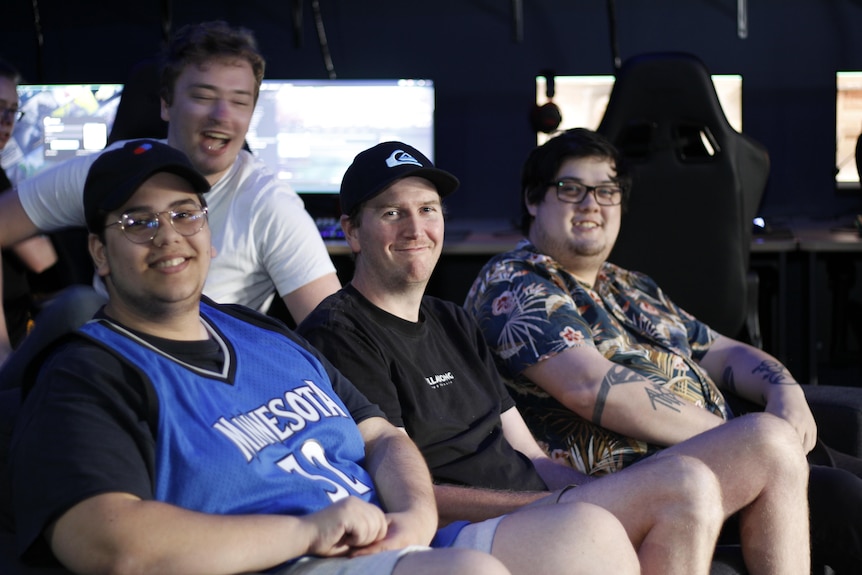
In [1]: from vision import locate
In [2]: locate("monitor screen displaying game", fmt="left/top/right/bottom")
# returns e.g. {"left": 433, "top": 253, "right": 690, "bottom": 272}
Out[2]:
{"left": 245, "top": 78, "right": 436, "bottom": 195}
{"left": 535, "top": 74, "right": 743, "bottom": 145}
{"left": 836, "top": 71, "right": 862, "bottom": 189}
{"left": 1, "top": 83, "right": 123, "bottom": 184}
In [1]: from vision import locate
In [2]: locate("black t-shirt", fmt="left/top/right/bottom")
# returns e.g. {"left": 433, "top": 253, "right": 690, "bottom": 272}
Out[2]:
{"left": 298, "top": 285, "right": 547, "bottom": 492}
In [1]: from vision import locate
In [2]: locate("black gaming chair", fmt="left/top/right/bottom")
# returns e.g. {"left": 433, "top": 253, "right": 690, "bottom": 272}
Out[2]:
{"left": 597, "top": 52, "right": 767, "bottom": 345}
{"left": 107, "top": 58, "right": 168, "bottom": 145}
{"left": 597, "top": 52, "right": 862, "bottom": 575}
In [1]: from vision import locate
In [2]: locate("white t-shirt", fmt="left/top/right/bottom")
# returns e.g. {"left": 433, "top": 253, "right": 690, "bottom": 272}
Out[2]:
{"left": 17, "top": 139, "right": 336, "bottom": 312}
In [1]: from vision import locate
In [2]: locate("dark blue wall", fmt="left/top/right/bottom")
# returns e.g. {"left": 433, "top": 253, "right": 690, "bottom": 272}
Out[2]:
{"left": 4, "top": 0, "right": 862, "bottom": 224}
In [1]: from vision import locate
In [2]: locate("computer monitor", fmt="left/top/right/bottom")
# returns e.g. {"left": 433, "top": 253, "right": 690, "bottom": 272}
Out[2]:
{"left": 245, "top": 78, "right": 436, "bottom": 195}
{"left": 836, "top": 71, "right": 862, "bottom": 189}
{"left": 535, "top": 74, "right": 743, "bottom": 145}
{"left": 1, "top": 83, "right": 123, "bottom": 184}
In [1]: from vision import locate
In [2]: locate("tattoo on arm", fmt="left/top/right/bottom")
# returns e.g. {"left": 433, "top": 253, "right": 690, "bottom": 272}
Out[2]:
{"left": 592, "top": 366, "right": 643, "bottom": 425}
{"left": 645, "top": 384, "right": 685, "bottom": 413}
{"left": 751, "top": 360, "right": 795, "bottom": 386}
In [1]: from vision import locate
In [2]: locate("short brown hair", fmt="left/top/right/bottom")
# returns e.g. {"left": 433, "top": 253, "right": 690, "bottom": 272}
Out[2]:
{"left": 159, "top": 21, "right": 265, "bottom": 107}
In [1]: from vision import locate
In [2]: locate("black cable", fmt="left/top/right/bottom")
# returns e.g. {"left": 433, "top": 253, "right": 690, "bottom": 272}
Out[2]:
{"left": 30, "top": 0, "right": 44, "bottom": 82}
{"left": 606, "top": 0, "right": 621, "bottom": 72}
{"left": 311, "top": 0, "right": 336, "bottom": 79}
{"left": 292, "top": 0, "right": 303, "bottom": 48}
{"left": 160, "top": 0, "right": 173, "bottom": 44}
{"left": 512, "top": 0, "right": 524, "bottom": 43}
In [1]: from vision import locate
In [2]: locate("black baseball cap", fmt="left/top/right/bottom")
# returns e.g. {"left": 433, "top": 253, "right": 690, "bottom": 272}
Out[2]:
{"left": 83, "top": 140, "right": 211, "bottom": 233}
{"left": 340, "top": 142, "right": 459, "bottom": 215}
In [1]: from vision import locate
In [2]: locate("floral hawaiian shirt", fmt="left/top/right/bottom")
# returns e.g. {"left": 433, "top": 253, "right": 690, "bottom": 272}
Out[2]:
{"left": 464, "top": 240, "right": 731, "bottom": 475}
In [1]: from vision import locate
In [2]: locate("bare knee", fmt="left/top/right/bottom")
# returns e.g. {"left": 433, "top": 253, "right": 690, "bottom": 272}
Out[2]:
{"left": 654, "top": 454, "right": 725, "bottom": 529}
{"left": 565, "top": 504, "right": 641, "bottom": 575}
{"left": 739, "top": 413, "right": 809, "bottom": 481}
{"left": 492, "top": 502, "right": 639, "bottom": 575}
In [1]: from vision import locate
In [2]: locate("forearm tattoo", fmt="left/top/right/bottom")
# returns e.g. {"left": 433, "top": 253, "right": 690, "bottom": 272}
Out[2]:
{"left": 592, "top": 365, "right": 663, "bottom": 424}
{"left": 645, "top": 384, "right": 685, "bottom": 413}
{"left": 751, "top": 359, "right": 795, "bottom": 386}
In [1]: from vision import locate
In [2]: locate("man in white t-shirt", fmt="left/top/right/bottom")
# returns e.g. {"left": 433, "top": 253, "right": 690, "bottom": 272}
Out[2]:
{"left": 0, "top": 21, "right": 340, "bottom": 363}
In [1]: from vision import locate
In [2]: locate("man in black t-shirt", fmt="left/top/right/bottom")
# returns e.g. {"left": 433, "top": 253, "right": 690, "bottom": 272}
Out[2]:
{"left": 298, "top": 141, "right": 812, "bottom": 575}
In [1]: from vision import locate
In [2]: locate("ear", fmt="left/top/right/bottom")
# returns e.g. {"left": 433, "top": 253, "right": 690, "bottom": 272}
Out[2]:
{"left": 88, "top": 233, "right": 110, "bottom": 279}
{"left": 340, "top": 214, "right": 361, "bottom": 254}
{"left": 160, "top": 97, "right": 170, "bottom": 123}
{"left": 525, "top": 193, "right": 539, "bottom": 217}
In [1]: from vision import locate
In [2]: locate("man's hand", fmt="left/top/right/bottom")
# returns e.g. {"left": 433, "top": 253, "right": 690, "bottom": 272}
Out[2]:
{"left": 350, "top": 510, "right": 431, "bottom": 557}
{"left": 305, "top": 497, "right": 388, "bottom": 557}
{"left": 701, "top": 335, "right": 818, "bottom": 453}
{"left": 764, "top": 385, "right": 818, "bottom": 453}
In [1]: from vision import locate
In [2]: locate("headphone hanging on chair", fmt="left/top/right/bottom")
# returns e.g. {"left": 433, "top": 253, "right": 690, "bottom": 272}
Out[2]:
{"left": 530, "top": 69, "right": 562, "bottom": 134}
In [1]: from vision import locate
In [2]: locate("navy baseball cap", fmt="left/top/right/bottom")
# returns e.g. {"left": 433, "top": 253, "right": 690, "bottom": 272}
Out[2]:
{"left": 83, "top": 140, "right": 211, "bottom": 233}
{"left": 340, "top": 142, "right": 459, "bottom": 215}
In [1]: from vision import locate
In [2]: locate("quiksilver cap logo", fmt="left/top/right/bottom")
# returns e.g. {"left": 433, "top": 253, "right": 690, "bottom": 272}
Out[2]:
{"left": 385, "top": 150, "right": 423, "bottom": 168}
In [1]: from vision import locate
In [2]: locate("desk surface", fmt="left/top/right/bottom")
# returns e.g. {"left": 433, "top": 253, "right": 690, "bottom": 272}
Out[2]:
{"left": 794, "top": 224, "right": 862, "bottom": 252}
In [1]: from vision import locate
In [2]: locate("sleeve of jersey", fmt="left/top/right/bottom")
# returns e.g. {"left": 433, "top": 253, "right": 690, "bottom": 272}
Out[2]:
{"left": 298, "top": 320, "right": 406, "bottom": 428}
{"left": 250, "top": 176, "right": 336, "bottom": 297}
{"left": 465, "top": 256, "right": 596, "bottom": 378}
{"left": 11, "top": 342, "right": 155, "bottom": 558}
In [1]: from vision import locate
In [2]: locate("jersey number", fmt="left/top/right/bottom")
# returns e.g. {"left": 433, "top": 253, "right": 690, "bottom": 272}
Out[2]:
{"left": 276, "top": 439, "right": 372, "bottom": 502}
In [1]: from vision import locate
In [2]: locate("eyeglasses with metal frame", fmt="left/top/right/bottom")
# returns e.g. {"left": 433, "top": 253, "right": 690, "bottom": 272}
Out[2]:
{"left": 0, "top": 107, "right": 24, "bottom": 122}
{"left": 106, "top": 204, "right": 209, "bottom": 244}
{"left": 547, "top": 179, "right": 624, "bottom": 206}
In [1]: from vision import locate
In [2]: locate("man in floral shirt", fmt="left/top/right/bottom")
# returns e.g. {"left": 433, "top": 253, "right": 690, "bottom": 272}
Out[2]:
{"left": 471, "top": 245, "right": 729, "bottom": 474}
{"left": 464, "top": 128, "right": 862, "bottom": 573}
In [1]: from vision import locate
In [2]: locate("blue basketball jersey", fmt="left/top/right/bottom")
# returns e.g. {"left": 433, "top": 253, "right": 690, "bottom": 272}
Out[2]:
{"left": 78, "top": 302, "right": 379, "bottom": 517}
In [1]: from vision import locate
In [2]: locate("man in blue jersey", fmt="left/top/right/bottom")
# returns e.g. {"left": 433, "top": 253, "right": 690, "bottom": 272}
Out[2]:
{"left": 7, "top": 140, "right": 641, "bottom": 575}
{"left": 298, "top": 141, "right": 811, "bottom": 575}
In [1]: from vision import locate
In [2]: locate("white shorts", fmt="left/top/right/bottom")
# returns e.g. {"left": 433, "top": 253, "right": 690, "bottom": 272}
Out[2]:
{"left": 270, "top": 516, "right": 505, "bottom": 575}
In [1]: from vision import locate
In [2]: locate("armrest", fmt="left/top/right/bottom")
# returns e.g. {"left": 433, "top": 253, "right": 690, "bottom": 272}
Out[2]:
{"left": 803, "top": 385, "right": 862, "bottom": 459}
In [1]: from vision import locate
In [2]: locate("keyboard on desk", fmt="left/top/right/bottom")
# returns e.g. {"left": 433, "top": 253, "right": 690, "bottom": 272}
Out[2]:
{"left": 315, "top": 217, "right": 345, "bottom": 240}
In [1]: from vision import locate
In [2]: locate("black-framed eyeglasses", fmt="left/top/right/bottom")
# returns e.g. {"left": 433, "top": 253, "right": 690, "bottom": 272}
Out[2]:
{"left": 106, "top": 205, "right": 209, "bottom": 244}
{"left": 547, "top": 179, "right": 624, "bottom": 206}
{"left": 0, "top": 107, "right": 24, "bottom": 122}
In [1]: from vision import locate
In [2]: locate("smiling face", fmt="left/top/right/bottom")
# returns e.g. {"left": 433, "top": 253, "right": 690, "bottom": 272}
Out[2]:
{"left": 345, "top": 177, "right": 444, "bottom": 298}
{"left": 90, "top": 172, "right": 212, "bottom": 327}
{"left": 527, "top": 155, "right": 622, "bottom": 285}
{"left": 0, "top": 75, "right": 19, "bottom": 151}
{"left": 161, "top": 57, "right": 256, "bottom": 184}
